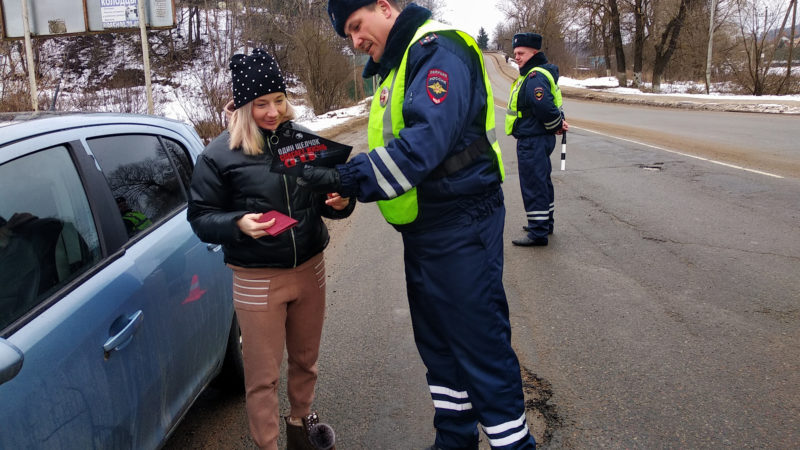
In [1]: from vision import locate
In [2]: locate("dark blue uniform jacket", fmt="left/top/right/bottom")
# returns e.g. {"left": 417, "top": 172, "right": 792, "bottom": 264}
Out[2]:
{"left": 336, "top": 4, "right": 502, "bottom": 232}
{"left": 511, "top": 52, "right": 564, "bottom": 138}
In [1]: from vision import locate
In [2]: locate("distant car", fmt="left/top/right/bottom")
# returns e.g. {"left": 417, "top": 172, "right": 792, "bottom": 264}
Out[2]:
{"left": 0, "top": 112, "right": 243, "bottom": 449}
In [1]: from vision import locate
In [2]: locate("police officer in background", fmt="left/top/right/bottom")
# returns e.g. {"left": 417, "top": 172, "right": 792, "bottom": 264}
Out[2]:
{"left": 506, "top": 32, "right": 568, "bottom": 246}
{"left": 298, "top": 0, "right": 536, "bottom": 448}
{"left": 115, "top": 196, "right": 152, "bottom": 236}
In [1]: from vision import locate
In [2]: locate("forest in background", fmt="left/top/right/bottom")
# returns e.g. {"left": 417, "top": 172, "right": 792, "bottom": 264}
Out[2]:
{"left": 492, "top": 0, "right": 799, "bottom": 95}
{"left": 1, "top": 0, "right": 797, "bottom": 141}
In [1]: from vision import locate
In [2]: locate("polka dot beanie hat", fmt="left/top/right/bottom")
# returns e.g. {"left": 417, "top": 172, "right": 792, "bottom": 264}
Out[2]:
{"left": 229, "top": 49, "right": 287, "bottom": 109}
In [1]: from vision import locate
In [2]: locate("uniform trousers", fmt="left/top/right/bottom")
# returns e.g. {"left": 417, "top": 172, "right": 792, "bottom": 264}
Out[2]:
{"left": 402, "top": 189, "right": 536, "bottom": 450}
{"left": 517, "top": 135, "right": 555, "bottom": 239}
{"left": 228, "top": 252, "right": 326, "bottom": 450}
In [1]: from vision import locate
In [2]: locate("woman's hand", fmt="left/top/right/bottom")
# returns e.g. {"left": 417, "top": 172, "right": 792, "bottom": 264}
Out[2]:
{"left": 325, "top": 193, "right": 350, "bottom": 211}
{"left": 237, "top": 213, "right": 275, "bottom": 239}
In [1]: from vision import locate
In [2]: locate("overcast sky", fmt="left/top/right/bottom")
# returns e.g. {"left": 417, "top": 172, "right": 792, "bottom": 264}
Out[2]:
{"left": 437, "top": 0, "right": 505, "bottom": 40}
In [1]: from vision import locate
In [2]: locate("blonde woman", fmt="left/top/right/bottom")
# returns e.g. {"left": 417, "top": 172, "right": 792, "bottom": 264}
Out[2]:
{"left": 188, "top": 49, "right": 348, "bottom": 450}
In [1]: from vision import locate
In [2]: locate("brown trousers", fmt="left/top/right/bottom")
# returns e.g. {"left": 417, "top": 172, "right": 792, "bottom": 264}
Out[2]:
{"left": 229, "top": 252, "right": 326, "bottom": 450}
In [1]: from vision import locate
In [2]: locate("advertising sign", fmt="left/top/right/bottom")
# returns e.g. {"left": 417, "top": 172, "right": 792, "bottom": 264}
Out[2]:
{"left": 100, "top": 0, "right": 140, "bottom": 28}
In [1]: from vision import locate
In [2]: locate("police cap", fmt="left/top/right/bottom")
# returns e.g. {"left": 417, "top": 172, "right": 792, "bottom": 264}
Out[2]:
{"left": 512, "top": 32, "right": 542, "bottom": 50}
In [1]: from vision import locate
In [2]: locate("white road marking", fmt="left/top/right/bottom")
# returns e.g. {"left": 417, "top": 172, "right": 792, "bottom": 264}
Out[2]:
{"left": 574, "top": 126, "right": 784, "bottom": 179}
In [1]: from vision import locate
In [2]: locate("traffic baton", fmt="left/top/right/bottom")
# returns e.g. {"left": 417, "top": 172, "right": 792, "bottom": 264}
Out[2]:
{"left": 560, "top": 132, "right": 567, "bottom": 171}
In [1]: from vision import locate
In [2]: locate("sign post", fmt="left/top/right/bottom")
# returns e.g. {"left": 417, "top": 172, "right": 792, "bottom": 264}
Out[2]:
{"left": 19, "top": 0, "right": 38, "bottom": 111}
{"left": 137, "top": 0, "right": 154, "bottom": 114}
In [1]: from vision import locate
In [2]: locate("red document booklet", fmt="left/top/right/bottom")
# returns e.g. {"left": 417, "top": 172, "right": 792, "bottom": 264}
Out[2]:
{"left": 257, "top": 210, "right": 298, "bottom": 236}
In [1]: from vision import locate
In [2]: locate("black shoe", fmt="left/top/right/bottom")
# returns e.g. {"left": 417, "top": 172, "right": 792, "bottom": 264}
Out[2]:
{"left": 512, "top": 236, "right": 548, "bottom": 246}
{"left": 523, "top": 225, "right": 554, "bottom": 235}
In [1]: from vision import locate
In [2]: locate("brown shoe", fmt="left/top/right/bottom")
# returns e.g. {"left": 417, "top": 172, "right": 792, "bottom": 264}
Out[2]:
{"left": 285, "top": 412, "right": 336, "bottom": 450}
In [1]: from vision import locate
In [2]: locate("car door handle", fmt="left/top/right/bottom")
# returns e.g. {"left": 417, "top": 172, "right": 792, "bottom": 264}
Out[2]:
{"left": 103, "top": 310, "right": 144, "bottom": 356}
{"left": 206, "top": 243, "right": 222, "bottom": 252}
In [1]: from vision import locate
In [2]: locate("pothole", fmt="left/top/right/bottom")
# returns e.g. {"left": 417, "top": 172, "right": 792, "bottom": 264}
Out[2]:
{"left": 521, "top": 366, "right": 563, "bottom": 445}
{"left": 637, "top": 162, "right": 664, "bottom": 171}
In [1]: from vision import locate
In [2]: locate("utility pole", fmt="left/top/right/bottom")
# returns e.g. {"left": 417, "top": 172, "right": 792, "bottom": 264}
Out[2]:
{"left": 20, "top": 0, "right": 38, "bottom": 111}
{"left": 138, "top": 0, "right": 154, "bottom": 114}
{"left": 705, "top": 0, "right": 717, "bottom": 95}
{"left": 788, "top": 0, "right": 797, "bottom": 78}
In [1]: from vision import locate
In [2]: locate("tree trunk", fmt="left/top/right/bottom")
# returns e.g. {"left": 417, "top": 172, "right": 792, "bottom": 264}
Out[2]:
{"left": 608, "top": 0, "right": 627, "bottom": 86}
{"left": 194, "top": 5, "right": 201, "bottom": 47}
{"left": 601, "top": 14, "right": 613, "bottom": 77}
{"left": 188, "top": 7, "right": 195, "bottom": 49}
{"left": 228, "top": 2, "right": 237, "bottom": 59}
{"left": 789, "top": 0, "right": 797, "bottom": 81}
{"left": 753, "top": 37, "right": 763, "bottom": 95}
{"left": 652, "top": 0, "right": 695, "bottom": 92}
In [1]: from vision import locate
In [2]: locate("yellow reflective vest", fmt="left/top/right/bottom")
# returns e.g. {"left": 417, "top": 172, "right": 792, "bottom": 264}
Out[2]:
{"left": 367, "top": 20, "right": 505, "bottom": 225}
{"left": 505, "top": 66, "right": 562, "bottom": 135}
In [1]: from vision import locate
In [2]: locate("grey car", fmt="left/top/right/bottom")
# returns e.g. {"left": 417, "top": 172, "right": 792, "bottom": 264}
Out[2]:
{"left": 0, "top": 112, "right": 243, "bottom": 449}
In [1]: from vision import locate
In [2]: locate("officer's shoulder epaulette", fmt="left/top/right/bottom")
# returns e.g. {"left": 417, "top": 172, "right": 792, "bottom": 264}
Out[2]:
{"left": 419, "top": 33, "right": 439, "bottom": 46}
{"left": 528, "top": 71, "right": 537, "bottom": 78}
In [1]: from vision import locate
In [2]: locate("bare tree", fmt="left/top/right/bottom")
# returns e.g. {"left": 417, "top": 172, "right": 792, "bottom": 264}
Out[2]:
{"left": 607, "top": 0, "right": 628, "bottom": 85}
{"left": 651, "top": 0, "right": 698, "bottom": 91}
{"left": 493, "top": 22, "right": 516, "bottom": 54}
{"left": 728, "top": 0, "right": 791, "bottom": 94}
{"left": 500, "top": 0, "right": 540, "bottom": 29}
{"left": 241, "top": 0, "right": 355, "bottom": 113}
{"left": 498, "top": 0, "right": 571, "bottom": 66}
{"left": 411, "top": 0, "right": 446, "bottom": 18}
{"left": 292, "top": 19, "right": 353, "bottom": 114}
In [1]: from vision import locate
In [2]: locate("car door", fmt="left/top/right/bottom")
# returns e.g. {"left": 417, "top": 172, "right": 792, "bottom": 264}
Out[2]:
{"left": 0, "top": 139, "right": 147, "bottom": 448}
{"left": 82, "top": 127, "right": 233, "bottom": 441}
{"left": 0, "top": 122, "right": 232, "bottom": 449}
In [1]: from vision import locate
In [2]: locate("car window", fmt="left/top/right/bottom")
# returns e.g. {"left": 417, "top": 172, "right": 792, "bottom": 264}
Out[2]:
{"left": 86, "top": 135, "right": 187, "bottom": 239}
{"left": 0, "top": 146, "right": 102, "bottom": 330}
{"left": 161, "top": 137, "right": 193, "bottom": 189}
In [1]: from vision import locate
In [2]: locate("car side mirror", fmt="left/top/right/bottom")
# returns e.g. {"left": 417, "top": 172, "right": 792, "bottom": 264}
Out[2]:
{"left": 0, "top": 338, "right": 24, "bottom": 386}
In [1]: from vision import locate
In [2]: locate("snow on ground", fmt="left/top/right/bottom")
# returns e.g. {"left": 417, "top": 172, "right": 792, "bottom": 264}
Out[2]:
{"left": 504, "top": 58, "right": 800, "bottom": 108}
{"left": 558, "top": 76, "right": 800, "bottom": 102}
{"left": 293, "top": 100, "right": 370, "bottom": 132}
{"left": 288, "top": 68, "right": 800, "bottom": 131}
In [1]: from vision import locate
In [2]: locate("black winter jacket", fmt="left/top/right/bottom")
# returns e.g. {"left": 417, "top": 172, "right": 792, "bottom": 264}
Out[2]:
{"left": 187, "top": 121, "right": 355, "bottom": 268}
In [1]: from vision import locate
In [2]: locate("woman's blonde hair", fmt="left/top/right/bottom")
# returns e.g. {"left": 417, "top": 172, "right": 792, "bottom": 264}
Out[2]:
{"left": 228, "top": 96, "right": 296, "bottom": 156}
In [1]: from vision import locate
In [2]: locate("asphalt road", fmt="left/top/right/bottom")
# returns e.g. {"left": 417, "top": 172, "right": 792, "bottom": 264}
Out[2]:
{"left": 165, "top": 55, "right": 800, "bottom": 449}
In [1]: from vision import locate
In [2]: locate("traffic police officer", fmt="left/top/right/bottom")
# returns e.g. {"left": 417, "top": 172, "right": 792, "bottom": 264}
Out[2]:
{"left": 116, "top": 196, "right": 152, "bottom": 236}
{"left": 299, "top": 0, "right": 537, "bottom": 448}
{"left": 506, "top": 32, "right": 568, "bottom": 246}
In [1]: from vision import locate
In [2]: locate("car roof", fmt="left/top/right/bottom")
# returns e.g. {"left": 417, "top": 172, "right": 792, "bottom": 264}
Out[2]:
{"left": 0, "top": 111, "right": 194, "bottom": 147}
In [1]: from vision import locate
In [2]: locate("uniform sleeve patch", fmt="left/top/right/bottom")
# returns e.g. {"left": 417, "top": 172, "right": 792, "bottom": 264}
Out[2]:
{"left": 419, "top": 33, "right": 438, "bottom": 46}
{"left": 426, "top": 69, "right": 449, "bottom": 104}
{"left": 534, "top": 87, "right": 545, "bottom": 100}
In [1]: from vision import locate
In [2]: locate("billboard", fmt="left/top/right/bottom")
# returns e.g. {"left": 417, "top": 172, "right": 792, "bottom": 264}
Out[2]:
{"left": 1, "top": 0, "right": 175, "bottom": 39}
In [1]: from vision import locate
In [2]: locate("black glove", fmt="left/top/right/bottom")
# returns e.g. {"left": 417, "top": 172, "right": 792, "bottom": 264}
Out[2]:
{"left": 296, "top": 165, "right": 343, "bottom": 193}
